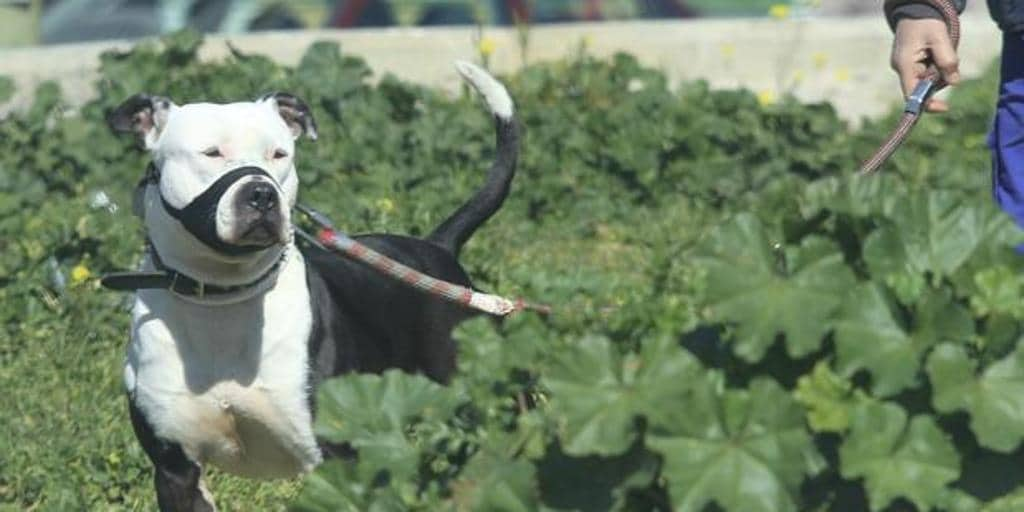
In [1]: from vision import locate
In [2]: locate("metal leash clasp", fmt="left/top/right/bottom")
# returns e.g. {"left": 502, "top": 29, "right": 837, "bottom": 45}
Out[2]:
{"left": 295, "top": 203, "right": 336, "bottom": 230}
{"left": 293, "top": 203, "right": 336, "bottom": 251}
{"left": 905, "top": 78, "right": 936, "bottom": 115}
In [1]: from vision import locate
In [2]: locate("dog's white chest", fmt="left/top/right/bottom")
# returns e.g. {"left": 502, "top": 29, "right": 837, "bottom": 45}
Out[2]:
{"left": 124, "top": 252, "right": 322, "bottom": 479}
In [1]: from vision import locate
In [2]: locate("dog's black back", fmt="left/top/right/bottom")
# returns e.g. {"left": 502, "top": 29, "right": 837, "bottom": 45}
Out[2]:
{"left": 302, "top": 234, "right": 476, "bottom": 389}
{"left": 304, "top": 103, "right": 518, "bottom": 388}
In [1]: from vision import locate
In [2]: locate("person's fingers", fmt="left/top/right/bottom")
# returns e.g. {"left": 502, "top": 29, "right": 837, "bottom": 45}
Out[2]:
{"left": 894, "top": 59, "right": 926, "bottom": 99}
{"left": 891, "top": 29, "right": 927, "bottom": 97}
{"left": 925, "top": 98, "right": 950, "bottom": 113}
{"left": 928, "top": 29, "right": 961, "bottom": 85}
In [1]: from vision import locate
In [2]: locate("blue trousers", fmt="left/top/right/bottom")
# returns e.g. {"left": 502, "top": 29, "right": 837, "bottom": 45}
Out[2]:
{"left": 991, "top": 32, "right": 1024, "bottom": 230}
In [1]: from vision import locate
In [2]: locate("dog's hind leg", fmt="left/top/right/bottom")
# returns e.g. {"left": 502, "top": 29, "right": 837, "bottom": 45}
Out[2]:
{"left": 128, "top": 397, "right": 217, "bottom": 512}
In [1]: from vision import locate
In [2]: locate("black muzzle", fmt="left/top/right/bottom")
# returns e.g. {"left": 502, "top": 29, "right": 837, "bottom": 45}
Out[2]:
{"left": 161, "top": 166, "right": 277, "bottom": 256}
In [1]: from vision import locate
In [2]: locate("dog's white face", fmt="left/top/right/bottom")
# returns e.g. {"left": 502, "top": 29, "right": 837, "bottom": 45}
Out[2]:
{"left": 109, "top": 93, "right": 318, "bottom": 282}
{"left": 156, "top": 101, "right": 297, "bottom": 248}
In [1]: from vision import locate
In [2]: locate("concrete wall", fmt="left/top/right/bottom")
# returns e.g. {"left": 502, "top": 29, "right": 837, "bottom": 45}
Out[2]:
{"left": 0, "top": 12, "right": 1004, "bottom": 122}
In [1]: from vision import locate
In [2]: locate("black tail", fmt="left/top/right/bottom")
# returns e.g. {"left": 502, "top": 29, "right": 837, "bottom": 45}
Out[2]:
{"left": 428, "top": 62, "right": 519, "bottom": 257}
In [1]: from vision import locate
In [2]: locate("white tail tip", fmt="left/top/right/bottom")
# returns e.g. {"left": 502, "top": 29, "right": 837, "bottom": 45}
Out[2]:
{"left": 454, "top": 60, "right": 514, "bottom": 121}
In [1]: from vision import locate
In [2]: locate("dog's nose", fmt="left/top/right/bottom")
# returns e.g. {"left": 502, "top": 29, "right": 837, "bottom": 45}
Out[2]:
{"left": 248, "top": 183, "right": 276, "bottom": 212}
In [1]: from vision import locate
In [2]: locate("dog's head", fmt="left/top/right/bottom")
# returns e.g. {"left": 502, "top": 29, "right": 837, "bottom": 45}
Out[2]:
{"left": 109, "top": 93, "right": 317, "bottom": 276}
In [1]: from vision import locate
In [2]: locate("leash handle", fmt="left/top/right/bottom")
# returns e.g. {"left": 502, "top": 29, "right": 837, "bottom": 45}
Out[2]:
{"left": 860, "top": 0, "right": 961, "bottom": 175}
{"left": 904, "top": 78, "right": 936, "bottom": 115}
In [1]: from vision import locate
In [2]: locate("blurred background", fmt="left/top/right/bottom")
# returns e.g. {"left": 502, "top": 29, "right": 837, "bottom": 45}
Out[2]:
{"left": 0, "top": 0, "right": 878, "bottom": 45}
{"left": 0, "top": 0, "right": 1002, "bottom": 122}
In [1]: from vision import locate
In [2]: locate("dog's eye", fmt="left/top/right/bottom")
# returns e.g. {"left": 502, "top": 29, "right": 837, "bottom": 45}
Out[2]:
{"left": 272, "top": 149, "right": 289, "bottom": 160}
{"left": 201, "top": 147, "right": 222, "bottom": 158}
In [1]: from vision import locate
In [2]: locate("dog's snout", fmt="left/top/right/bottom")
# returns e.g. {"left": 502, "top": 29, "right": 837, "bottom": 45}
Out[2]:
{"left": 248, "top": 183, "right": 276, "bottom": 212}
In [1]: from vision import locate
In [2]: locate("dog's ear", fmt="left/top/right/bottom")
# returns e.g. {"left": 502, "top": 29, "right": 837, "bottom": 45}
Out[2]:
{"left": 107, "top": 94, "right": 176, "bottom": 150}
{"left": 259, "top": 92, "right": 318, "bottom": 141}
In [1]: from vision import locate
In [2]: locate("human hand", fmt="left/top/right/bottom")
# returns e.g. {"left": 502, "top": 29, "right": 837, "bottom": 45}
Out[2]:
{"left": 891, "top": 17, "right": 961, "bottom": 112}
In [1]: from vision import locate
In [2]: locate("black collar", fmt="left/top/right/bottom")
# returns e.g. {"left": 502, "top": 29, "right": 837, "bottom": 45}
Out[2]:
{"left": 100, "top": 241, "right": 287, "bottom": 299}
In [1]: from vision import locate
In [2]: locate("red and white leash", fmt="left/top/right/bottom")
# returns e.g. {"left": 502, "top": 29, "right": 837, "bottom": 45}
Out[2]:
{"left": 295, "top": 204, "right": 551, "bottom": 317}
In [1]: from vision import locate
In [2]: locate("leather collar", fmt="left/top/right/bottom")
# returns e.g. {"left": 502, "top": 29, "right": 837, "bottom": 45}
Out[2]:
{"left": 100, "top": 241, "right": 287, "bottom": 299}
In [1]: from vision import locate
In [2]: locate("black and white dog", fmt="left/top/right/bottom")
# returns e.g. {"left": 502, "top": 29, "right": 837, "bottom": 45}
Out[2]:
{"left": 106, "top": 62, "right": 517, "bottom": 511}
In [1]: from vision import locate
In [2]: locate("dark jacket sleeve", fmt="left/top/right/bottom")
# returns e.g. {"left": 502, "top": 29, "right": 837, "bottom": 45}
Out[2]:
{"left": 883, "top": 0, "right": 967, "bottom": 31}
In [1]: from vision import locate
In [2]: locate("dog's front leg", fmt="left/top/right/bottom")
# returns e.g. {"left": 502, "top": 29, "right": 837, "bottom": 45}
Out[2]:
{"left": 128, "top": 398, "right": 217, "bottom": 512}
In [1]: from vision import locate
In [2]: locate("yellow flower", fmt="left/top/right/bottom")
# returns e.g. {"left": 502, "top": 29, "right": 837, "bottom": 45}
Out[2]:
{"left": 581, "top": 34, "right": 593, "bottom": 49}
{"left": 477, "top": 36, "right": 496, "bottom": 58}
{"left": 834, "top": 67, "right": 851, "bottom": 83}
{"left": 812, "top": 52, "right": 828, "bottom": 70}
{"left": 757, "top": 89, "right": 777, "bottom": 107}
{"left": 375, "top": 197, "right": 396, "bottom": 214}
{"left": 769, "top": 3, "right": 791, "bottom": 20}
{"left": 720, "top": 43, "right": 736, "bottom": 59}
{"left": 71, "top": 263, "right": 92, "bottom": 285}
{"left": 792, "top": 69, "right": 806, "bottom": 84}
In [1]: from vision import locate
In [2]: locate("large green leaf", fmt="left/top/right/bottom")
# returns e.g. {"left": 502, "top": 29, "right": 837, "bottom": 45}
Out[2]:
{"left": 543, "top": 335, "right": 702, "bottom": 457}
{"left": 927, "top": 343, "right": 1024, "bottom": 452}
{"left": 863, "top": 191, "right": 1021, "bottom": 281}
{"left": 450, "top": 450, "right": 539, "bottom": 512}
{"left": 291, "top": 461, "right": 406, "bottom": 512}
{"left": 314, "top": 370, "right": 460, "bottom": 481}
{"left": 839, "top": 401, "right": 960, "bottom": 511}
{"left": 647, "top": 377, "right": 824, "bottom": 512}
{"left": 697, "top": 213, "right": 856, "bottom": 362}
{"left": 453, "top": 314, "right": 552, "bottom": 396}
{"left": 800, "top": 174, "right": 905, "bottom": 219}
{"left": 833, "top": 283, "right": 974, "bottom": 397}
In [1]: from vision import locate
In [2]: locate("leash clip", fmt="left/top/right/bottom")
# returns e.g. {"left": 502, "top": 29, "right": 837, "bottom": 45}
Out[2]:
{"left": 295, "top": 203, "right": 336, "bottom": 230}
{"left": 905, "top": 78, "right": 935, "bottom": 115}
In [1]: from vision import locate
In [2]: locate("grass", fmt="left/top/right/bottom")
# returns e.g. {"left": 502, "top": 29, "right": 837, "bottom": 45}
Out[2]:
{"left": 0, "top": 286, "right": 301, "bottom": 510}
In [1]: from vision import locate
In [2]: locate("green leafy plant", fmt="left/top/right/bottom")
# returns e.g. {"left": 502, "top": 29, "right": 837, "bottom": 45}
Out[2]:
{"left": 2, "top": 30, "right": 1023, "bottom": 511}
